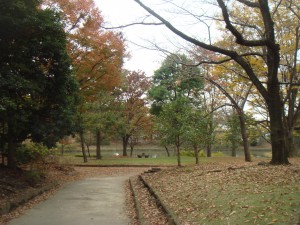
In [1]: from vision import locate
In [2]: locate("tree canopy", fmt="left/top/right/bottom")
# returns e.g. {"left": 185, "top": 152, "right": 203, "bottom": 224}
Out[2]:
{"left": 0, "top": 0, "right": 79, "bottom": 167}
{"left": 134, "top": 0, "right": 300, "bottom": 164}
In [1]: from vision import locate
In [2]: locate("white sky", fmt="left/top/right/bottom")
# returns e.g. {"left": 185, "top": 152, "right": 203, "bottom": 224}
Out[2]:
{"left": 95, "top": 0, "right": 169, "bottom": 76}
{"left": 94, "top": 0, "right": 218, "bottom": 76}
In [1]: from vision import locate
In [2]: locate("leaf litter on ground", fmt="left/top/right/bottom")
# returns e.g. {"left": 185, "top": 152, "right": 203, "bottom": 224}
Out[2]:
{"left": 142, "top": 157, "right": 300, "bottom": 225}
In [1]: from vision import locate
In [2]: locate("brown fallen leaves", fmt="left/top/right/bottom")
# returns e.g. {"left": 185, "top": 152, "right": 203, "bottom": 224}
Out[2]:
{"left": 142, "top": 157, "right": 300, "bottom": 225}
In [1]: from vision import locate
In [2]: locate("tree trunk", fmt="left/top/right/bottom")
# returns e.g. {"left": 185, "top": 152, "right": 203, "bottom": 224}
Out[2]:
{"left": 7, "top": 135, "right": 17, "bottom": 168}
{"left": 286, "top": 27, "right": 300, "bottom": 157}
{"left": 61, "top": 143, "right": 64, "bottom": 156}
{"left": 206, "top": 119, "right": 213, "bottom": 157}
{"left": 238, "top": 112, "right": 251, "bottom": 161}
{"left": 122, "top": 135, "right": 129, "bottom": 156}
{"left": 206, "top": 142, "right": 212, "bottom": 157}
{"left": 164, "top": 146, "right": 170, "bottom": 157}
{"left": 96, "top": 130, "right": 102, "bottom": 159}
{"left": 79, "top": 130, "right": 87, "bottom": 163}
{"left": 193, "top": 144, "right": 199, "bottom": 165}
{"left": 129, "top": 138, "right": 134, "bottom": 157}
{"left": 286, "top": 131, "right": 297, "bottom": 157}
{"left": 268, "top": 87, "right": 289, "bottom": 164}
{"left": 231, "top": 143, "right": 237, "bottom": 157}
{"left": 130, "top": 146, "right": 134, "bottom": 157}
{"left": 176, "top": 135, "right": 181, "bottom": 166}
{"left": 85, "top": 143, "right": 91, "bottom": 157}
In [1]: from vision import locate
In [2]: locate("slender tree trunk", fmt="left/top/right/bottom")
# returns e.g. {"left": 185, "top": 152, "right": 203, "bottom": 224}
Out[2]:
{"left": 96, "top": 130, "right": 102, "bottom": 159}
{"left": 193, "top": 144, "right": 199, "bottom": 165}
{"left": 286, "top": 27, "right": 300, "bottom": 157}
{"left": 206, "top": 119, "right": 213, "bottom": 157}
{"left": 130, "top": 146, "right": 134, "bottom": 157}
{"left": 85, "top": 143, "right": 91, "bottom": 157}
{"left": 79, "top": 130, "right": 87, "bottom": 163}
{"left": 286, "top": 130, "right": 297, "bottom": 157}
{"left": 129, "top": 138, "right": 134, "bottom": 157}
{"left": 206, "top": 142, "right": 212, "bottom": 158}
{"left": 122, "top": 135, "right": 129, "bottom": 156}
{"left": 164, "top": 146, "right": 170, "bottom": 157}
{"left": 61, "top": 143, "right": 64, "bottom": 156}
{"left": 176, "top": 135, "right": 181, "bottom": 167}
{"left": 238, "top": 112, "right": 251, "bottom": 161}
{"left": 231, "top": 142, "right": 237, "bottom": 157}
{"left": 7, "top": 135, "right": 17, "bottom": 168}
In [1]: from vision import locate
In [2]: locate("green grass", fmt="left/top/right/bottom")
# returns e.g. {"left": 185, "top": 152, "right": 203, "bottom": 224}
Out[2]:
{"left": 58, "top": 155, "right": 200, "bottom": 166}
{"left": 191, "top": 181, "right": 300, "bottom": 225}
{"left": 144, "top": 161, "right": 300, "bottom": 225}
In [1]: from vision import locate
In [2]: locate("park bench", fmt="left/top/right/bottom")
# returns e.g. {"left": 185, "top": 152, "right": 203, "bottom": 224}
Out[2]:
{"left": 137, "top": 153, "right": 149, "bottom": 158}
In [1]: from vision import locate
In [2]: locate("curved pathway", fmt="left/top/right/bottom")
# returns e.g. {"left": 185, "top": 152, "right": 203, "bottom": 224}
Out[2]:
{"left": 8, "top": 175, "right": 131, "bottom": 225}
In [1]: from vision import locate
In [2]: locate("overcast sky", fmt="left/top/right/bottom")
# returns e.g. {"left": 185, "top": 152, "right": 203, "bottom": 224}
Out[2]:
{"left": 94, "top": 0, "right": 218, "bottom": 77}
{"left": 94, "top": 0, "right": 168, "bottom": 76}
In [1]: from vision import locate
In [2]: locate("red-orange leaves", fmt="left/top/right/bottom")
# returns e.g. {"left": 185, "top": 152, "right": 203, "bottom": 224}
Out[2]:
{"left": 44, "top": 0, "right": 127, "bottom": 99}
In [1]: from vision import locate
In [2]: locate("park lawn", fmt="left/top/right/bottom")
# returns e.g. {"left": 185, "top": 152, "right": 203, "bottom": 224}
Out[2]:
{"left": 143, "top": 158, "right": 300, "bottom": 225}
{"left": 58, "top": 154, "right": 200, "bottom": 166}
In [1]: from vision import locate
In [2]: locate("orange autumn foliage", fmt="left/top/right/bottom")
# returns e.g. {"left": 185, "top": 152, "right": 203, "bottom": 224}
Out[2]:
{"left": 43, "top": 0, "right": 127, "bottom": 100}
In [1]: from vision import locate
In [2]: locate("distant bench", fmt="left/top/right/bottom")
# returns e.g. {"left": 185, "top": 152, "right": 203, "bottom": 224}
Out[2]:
{"left": 137, "top": 153, "right": 149, "bottom": 158}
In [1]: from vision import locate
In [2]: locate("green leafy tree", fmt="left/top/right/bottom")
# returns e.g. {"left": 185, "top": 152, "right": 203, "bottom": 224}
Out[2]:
{"left": 225, "top": 113, "right": 241, "bottom": 157}
{"left": 116, "top": 70, "right": 151, "bottom": 156}
{"left": 83, "top": 91, "right": 119, "bottom": 159}
{"left": 0, "top": 0, "right": 79, "bottom": 167}
{"left": 149, "top": 53, "right": 204, "bottom": 165}
{"left": 134, "top": 0, "right": 296, "bottom": 164}
{"left": 182, "top": 108, "right": 210, "bottom": 164}
{"left": 156, "top": 97, "right": 192, "bottom": 166}
{"left": 149, "top": 54, "right": 203, "bottom": 166}
{"left": 149, "top": 53, "right": 203, "bottom": 115}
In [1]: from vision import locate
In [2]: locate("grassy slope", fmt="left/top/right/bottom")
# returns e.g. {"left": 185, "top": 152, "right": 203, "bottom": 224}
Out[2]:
{"left": 142, "top": 158, "right": 300, "bottom": 225}
{"left": 58, "top": 151, "right": 299, "bottom": 224}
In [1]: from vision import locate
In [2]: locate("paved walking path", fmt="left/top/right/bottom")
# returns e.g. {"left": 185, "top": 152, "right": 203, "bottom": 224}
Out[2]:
{"left": 8, "top": 175, "right": 131, "bottom": 225}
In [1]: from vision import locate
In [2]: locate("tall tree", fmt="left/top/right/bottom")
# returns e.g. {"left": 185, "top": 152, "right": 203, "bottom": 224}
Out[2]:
{"left": 116, "top": 70, "right": 151, "bottom": 156}
{"left": 182, "top": 108, "right": 210, "bottom": 164}
{"left": 156, "top": 97, "right": 192, "bottom": 166}
{"left": 44, "top": 0, "right": 126, "bottom": 95}
{"left": 0, "top": 0, "right": 79, "bottom": 167}
{"left": 149, "top": 53, "right": 204, "bottom": 165}
{"left": 134, "top": 0, "right": 295, "bottom": 164}
{"left": 83, "top": 91, "right": 119, "bottom": 159}
{"left": 149, "top": 53, "right": 203, "bottom": 114}
{"left": 225, "top": 112, "right": 241, "bottom": 157}
{"left": 44, "top": 0, "right": 127, "bottom": 161}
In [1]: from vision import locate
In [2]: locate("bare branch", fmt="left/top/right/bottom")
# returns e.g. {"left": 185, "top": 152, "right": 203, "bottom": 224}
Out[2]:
{"left": 236, "top": 0, "right": 260, "bottom": 8}
{"left": 133, "top": 0, "right": 269, "bottom": 99}
{"left": 217, "top": 0, "right": 267, "bottom": 46}
{"left": 101, "top": 22, "right": 163, "bottom": 29}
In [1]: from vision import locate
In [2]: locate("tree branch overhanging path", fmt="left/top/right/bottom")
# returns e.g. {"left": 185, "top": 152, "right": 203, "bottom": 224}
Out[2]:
{"left": 132, "top": 0, "right": 293, "bottom": 164}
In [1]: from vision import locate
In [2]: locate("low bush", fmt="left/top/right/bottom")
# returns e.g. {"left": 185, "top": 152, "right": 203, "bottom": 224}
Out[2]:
{"left": 212, "top": 151, "right": 223, "bottom": 157}
{"left": 181, "top": 149, "right": 206, "bottom": 157}
{"left": 16, "top": 142, "right": 49, "bottom": 165}
{"left": 25, "top": 170, "right": 46, "bottom": 186}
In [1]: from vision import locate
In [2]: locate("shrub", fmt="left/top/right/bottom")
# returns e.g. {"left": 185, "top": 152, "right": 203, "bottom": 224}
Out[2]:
{"left": 25, "top": 170, "right": 46, "bottom": 186}
{"left": 181, "top": 149, "right": 206, "bottom": 157}
{"left": 212, "top": 151, "right": 223, "bottom": 157}
{"left": 180, "top": 150, "right": 195, "bottom": 157}
{"left": 16, "top": 142, "right": 49, "bottom": 165}
{"left": 198, "top": 150, "right": 206, "bottom": 157}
